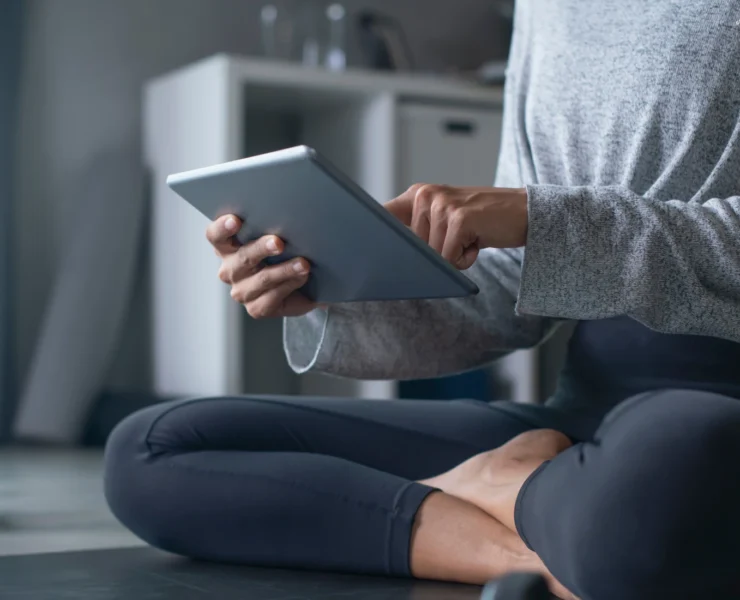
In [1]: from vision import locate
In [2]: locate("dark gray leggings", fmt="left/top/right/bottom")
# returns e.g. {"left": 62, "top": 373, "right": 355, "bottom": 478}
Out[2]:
{"left": 104, "top": 390, "right": 740, "bottom": 600}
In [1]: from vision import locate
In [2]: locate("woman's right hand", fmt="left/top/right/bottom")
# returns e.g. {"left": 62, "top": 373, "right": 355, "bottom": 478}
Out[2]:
{"left": 206, "top": 215, "right": 318, "bottom": 319}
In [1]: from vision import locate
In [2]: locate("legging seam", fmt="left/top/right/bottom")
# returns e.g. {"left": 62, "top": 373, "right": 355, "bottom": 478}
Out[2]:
{"left": 386, "top": 482, "right": 437, "bottom": 576}
{"left": 150, "top": 452, "right": 400, "bottom": 517}
{"left": 144, "top": 395, "right": 490, "bottom": 456}
{"left": 281, "top": 424, "right": 309, "bottom": 452}
{"left": 223, "top": 396, "right": 491, "bottom": 451}
{"left": 143, "top": 396, "right": 211, "bottom": 454}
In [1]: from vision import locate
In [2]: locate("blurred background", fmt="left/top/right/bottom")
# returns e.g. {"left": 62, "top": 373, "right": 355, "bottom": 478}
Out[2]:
{"left": 0, "top": 0, "right": 570, "bottom": 557}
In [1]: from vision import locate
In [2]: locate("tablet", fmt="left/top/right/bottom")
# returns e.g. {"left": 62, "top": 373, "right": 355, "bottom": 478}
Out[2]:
{"left": 167, "top": 146, "right": 479, "bottom": 303}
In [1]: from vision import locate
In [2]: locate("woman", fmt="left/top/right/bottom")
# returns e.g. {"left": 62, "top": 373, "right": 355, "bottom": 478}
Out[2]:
{"left": 104, "top": 2, "right": 740, "bottom": 599}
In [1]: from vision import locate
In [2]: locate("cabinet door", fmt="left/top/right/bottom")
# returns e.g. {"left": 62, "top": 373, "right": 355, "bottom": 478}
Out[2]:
{"left": 398, "top": 103, "right": 503, "bottom": 190}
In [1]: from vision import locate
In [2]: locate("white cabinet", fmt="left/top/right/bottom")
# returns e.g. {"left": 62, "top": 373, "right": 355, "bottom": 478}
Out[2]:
{"left": 398, "top": 103, "right": 503, "bottom": 189}
{"left": 144, "top": 54, "right": 538, "bottom": 403}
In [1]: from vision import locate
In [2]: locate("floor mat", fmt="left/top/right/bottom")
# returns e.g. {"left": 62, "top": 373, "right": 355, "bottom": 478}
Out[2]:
{"left": 0, "top": 546, "right": 483, "bottom": 599}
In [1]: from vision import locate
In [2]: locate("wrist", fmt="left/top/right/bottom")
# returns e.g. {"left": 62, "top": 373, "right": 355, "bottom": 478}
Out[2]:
{"left": 515, "top": 187, "right": 529, "bottom": 247}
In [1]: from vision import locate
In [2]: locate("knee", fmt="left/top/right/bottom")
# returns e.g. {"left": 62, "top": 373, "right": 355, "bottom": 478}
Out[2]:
{"left": 567, "top": 390, "right": 740, "bottom": 599}
{"left": 103, "top": 403, "right": 177, "bottom": 550}
{"left": 599, "top": 390, "right": 740, "bottom": 475}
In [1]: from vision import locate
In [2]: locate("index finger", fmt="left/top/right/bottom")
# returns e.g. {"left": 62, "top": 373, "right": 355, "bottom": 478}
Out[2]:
{"left": 383, "top": 185, "right": 419, "bottom": 226}
{"left": 206, "top": 215, "right": 242, "bottom": 255}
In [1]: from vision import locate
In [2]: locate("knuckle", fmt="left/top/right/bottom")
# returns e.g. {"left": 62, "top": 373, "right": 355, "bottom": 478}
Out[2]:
{"left": 237, "top": 247, "right": 257, "bottom": 270}
{"left": 448, "top": 203, "right": 464, "bottom": 220}
{"left": 448, "top": 208, "right": 466, "bottom": 229}
{"left": 257, "top": 270, "right": 273, "bottom": 289}
{"left": 247, "top": 301, "right": 271, "bottom": 320}
{"left": 218, "top": 266, "right": 231, "bottom": 284}
{"left": 415, "top": 184, "right": 444, "bottom": 207}
{"left": 414, "top": 184, "right": 435, "bottom": 204}
{"left": 430, "top": 198, "right": 448, "bottom": 219}
{"left": 230, "top": 287, "right": 244, "bottom": 304}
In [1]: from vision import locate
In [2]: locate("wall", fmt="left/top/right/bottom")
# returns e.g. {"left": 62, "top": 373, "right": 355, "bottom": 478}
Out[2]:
{"left": 15, "top": 0, "right": 511, "bottom": 391}
{"left": 1, "top": 0, "right": 24, "bottom": 437}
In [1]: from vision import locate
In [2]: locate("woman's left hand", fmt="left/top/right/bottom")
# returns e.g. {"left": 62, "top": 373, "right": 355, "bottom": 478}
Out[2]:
{"left": 384, "top": 184, "right": 529, "bottom": 270}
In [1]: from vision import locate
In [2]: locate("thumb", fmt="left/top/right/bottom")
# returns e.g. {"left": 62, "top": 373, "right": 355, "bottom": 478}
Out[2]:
{"left": 455, "top": 244, "right": 480, "bottom": 271}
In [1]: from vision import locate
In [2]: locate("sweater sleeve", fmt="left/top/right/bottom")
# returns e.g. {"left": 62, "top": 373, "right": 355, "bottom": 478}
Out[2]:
{"left": 284, "top": 247, "right": 558, "bottom": 381}
{"left": 518, "top": 184, "right": 740, "bottom": 340}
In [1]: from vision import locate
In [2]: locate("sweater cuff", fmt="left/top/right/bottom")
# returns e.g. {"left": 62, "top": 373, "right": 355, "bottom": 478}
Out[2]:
{"left": 516, "top": 184, "right": 570, "bottom": 317}
{"left": 516, "top": 183, "right": 630, "bottom": 319}
{"left": 283, "top": 308, "right": 332, "bottom": 374}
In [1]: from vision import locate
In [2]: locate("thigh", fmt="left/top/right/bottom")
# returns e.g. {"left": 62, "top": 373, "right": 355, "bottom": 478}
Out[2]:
{"left": 515, "top": 390, "right": 740, "bottom": 600}
{"left": 142, "top": 395, "right": 542, "bottom": 480}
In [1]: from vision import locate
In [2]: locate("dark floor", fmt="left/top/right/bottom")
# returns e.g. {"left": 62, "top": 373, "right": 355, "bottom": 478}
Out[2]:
{"left": 0, "top": 546, "right": 483, "bottom": 600}
{"left": 0, "top": 447, "right": 142, "bottom": 556}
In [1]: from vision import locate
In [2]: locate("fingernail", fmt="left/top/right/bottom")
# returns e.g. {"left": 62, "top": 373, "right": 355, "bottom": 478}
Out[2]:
{"left": 225, "top": 218, "right": 238, "bottom": 232}
{"left": 266, "top": 237, "right": 279, "bottom": 253}
{"left": 293, "top": 261, "right": 307, "bottom": 274}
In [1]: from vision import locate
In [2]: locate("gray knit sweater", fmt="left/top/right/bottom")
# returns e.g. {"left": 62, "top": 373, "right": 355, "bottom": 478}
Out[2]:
{"left": 284, "top": 1, "right": 740, "bottom": 385}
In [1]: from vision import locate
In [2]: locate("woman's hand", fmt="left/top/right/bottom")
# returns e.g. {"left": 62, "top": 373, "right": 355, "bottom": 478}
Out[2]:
{"left": 384, "top": 184, "right": 529, "bottom": 270}
{"left": 206, "top": 215, "right": 317, "bottom": 319}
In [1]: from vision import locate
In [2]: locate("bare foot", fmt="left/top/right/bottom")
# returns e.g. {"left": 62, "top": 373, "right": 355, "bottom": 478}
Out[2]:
{"left": 419, "top": 430, "right": 573, "bottom": 533}
{"left": 411, "top": 491, "right": 578, "bottom": 600}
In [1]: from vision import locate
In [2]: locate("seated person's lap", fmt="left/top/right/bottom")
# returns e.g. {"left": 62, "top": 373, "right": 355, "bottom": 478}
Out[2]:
{"left": 103, "top": 390, "right": 740, "bottom": 598}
